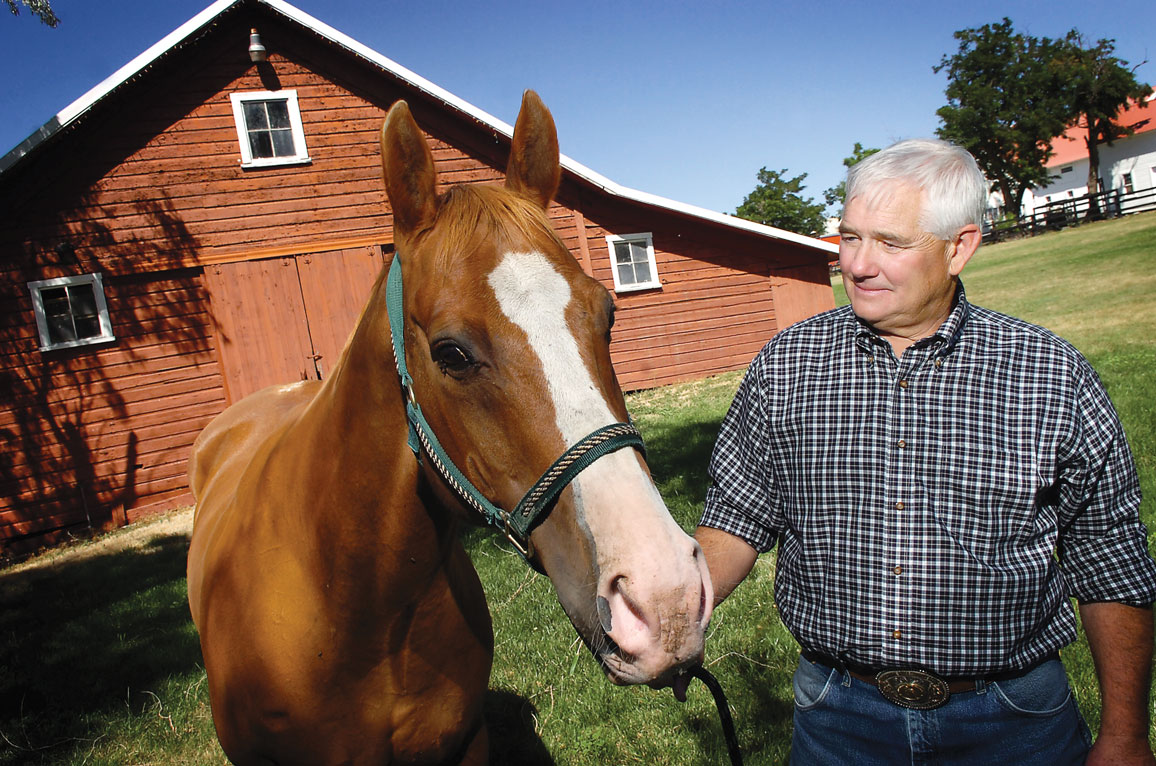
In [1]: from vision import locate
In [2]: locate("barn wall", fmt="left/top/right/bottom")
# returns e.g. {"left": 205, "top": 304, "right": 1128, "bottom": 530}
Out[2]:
{"left": 0, "top": 267, "right": 225, "bottom": 551}
{"left": 566, "top": 193, "right": 831, "bottom": 390}
{"left": 0, "top": 6, "right": 832, "bottom": 550}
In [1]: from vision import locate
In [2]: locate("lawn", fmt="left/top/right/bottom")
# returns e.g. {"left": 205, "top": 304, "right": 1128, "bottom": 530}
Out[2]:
{"left": 1, "top": 211, "right": 1154, "bottom": 764}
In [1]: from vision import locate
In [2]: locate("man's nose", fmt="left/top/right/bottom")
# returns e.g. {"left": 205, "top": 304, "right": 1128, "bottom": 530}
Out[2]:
{"left": 840, "top": 242, "right": 877, "bottom": 278}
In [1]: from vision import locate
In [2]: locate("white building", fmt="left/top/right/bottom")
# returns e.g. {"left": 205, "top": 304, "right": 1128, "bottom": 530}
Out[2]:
{"left": 1023, "top": 93, "right": 1156, "bottom": 217}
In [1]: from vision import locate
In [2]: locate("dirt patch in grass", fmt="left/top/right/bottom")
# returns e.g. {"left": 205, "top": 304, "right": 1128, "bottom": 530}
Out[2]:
{"left": 1, "top": 506, "right": 194, "bottom": 580}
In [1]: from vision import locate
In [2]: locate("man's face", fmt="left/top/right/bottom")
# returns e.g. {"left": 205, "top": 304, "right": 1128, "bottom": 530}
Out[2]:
{"left": 838, "top": 182, "right": 963, "bottom": 345}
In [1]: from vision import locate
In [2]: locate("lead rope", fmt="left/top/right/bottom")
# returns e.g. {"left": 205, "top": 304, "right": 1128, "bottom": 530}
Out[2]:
{"left": 687, "top": 665, "right": 744, "bottom": 766}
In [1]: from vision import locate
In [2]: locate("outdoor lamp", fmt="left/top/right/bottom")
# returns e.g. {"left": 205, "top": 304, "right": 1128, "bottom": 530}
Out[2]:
{"left": 248, "top": 29, "right": 267, "bottom": 63}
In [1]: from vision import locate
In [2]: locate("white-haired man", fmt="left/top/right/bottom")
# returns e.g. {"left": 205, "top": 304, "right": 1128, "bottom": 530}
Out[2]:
{"left": 697, "top": 138, "right": 1156, "bottom": 764}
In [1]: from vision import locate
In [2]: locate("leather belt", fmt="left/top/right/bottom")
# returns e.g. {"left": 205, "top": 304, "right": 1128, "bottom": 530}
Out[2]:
{"left": 801, "top": 651, "right": 1057, "bottom": 711}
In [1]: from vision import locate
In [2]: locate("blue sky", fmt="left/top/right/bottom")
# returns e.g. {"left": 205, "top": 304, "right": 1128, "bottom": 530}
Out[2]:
{"left": 2, "top": 0, "right": 1153, "bottom": 216}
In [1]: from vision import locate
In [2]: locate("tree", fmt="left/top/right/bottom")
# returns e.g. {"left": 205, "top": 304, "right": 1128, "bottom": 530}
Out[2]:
{"left": 823, "top": 142, "right": 880, "bottom": 211}
{"left": 4, "top": 0, "right": 58, "bottom": 26}
{"left": 1056, "top": 33, "right": 1152, "bottom": 207}
{"left": 934, "top": 18, "right": 1072, "bottom": 216}
{"left": 735, "top": 167, "right": 827, "bottom": 237}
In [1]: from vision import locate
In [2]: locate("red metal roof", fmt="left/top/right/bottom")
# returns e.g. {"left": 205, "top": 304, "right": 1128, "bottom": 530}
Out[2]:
{"left": 1047, "top": 95, "right": 1156, "bottom": 167}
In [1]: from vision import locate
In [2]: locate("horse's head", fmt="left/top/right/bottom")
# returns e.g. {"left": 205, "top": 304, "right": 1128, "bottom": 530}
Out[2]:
{"left": 379, "top": 91, "right": 713, "bottom": 685}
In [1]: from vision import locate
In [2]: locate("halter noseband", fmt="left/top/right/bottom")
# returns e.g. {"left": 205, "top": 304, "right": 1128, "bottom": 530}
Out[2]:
{"left": 384, "top": 253, "right": 645, "bottom": 568}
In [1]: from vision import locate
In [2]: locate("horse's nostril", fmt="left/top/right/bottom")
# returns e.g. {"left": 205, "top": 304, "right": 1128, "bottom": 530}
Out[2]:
{"left": 597, "top": 595, "right": 613, "bottom": 633}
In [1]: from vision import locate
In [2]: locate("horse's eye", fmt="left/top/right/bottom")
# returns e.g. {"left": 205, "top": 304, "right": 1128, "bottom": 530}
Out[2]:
{"left": 432, "top": 341, "right": 475, "bottom": 376}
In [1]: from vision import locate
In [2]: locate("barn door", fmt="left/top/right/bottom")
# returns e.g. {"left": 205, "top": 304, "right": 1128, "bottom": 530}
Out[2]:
{"left": 204, "top": 246, "right": 387, "bottom": 404}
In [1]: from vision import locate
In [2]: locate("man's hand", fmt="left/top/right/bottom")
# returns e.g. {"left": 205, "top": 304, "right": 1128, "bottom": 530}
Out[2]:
{"left": 1086, "top": 733, "right": 1155, "bottom": 766}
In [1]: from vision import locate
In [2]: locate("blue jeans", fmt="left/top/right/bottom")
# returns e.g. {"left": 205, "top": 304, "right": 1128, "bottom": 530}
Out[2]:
{"left": 790, "top": 655, "right": 1092, "bottom": 765}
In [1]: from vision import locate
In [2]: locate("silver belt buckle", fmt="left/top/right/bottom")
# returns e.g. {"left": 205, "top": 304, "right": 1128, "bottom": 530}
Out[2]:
{"left": 875, "top": 669, "right": 951, "bottom": 710}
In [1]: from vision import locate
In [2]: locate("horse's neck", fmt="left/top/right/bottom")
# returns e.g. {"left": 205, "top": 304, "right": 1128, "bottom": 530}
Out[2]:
{"left": 285, "top": 291, "right": 460, "bottom": 604}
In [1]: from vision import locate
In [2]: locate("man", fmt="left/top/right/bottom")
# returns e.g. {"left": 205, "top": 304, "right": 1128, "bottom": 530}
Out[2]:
{"left": 697, "top": 138, "right": 1156, "bottom": 765}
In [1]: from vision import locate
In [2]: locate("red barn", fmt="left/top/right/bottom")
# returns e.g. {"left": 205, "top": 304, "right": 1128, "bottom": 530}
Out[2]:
{"left": 0, "top": 0, "right": 835, "bottom": 553}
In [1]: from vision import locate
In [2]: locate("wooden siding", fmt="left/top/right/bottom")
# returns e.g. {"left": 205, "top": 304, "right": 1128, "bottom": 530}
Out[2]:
{"left": 0, "top": 269, "right": 226, "bottom": 551}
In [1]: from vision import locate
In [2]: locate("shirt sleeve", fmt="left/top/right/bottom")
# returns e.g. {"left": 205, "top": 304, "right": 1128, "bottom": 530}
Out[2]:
{"left": 700, "top": 352, "right": 783, "bottom": 553}
{"left": 1057, "top": 360, "right": 1156, "bottom": 606}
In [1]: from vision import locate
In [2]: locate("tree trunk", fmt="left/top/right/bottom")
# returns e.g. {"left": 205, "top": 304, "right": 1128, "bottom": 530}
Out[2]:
{"left": 1085, "top": 119, "right": 1103, "bottom": 220}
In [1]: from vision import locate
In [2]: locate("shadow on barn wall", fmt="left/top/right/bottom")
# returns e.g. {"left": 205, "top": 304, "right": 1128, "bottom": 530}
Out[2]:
{"left": 0, "top": 193, "right": 225, "bottom": 557}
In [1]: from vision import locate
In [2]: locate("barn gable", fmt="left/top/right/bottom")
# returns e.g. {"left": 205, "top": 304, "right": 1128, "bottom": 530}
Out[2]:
{"left": 0, "top": 0, "right": 833, "bottom": 553}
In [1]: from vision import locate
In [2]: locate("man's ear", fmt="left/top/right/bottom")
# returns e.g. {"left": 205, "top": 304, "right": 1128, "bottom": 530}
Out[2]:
{"left": 948, "top": 223, "right": 982, "bottom": 277}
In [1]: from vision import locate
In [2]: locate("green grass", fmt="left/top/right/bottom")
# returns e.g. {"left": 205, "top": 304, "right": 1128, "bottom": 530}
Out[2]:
{"left": 2, "top": 211, "right": 1154, "bottom": 764}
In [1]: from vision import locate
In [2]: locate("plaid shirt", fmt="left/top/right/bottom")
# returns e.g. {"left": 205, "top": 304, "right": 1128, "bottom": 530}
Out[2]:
{"left": 701, "top": 287, "right": 1156, "bottom": 677}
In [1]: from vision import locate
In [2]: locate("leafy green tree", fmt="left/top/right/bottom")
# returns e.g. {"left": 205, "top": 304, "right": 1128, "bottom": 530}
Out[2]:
{"left": 4, "top": 0, "right": 57, "bottom": 26}
{"left": 736, "top": 167, "right": 827, "bottom": 237}
{"left": 1056, "top": 33, "right": 1152, "bottom": 201}
{"left": 823, "top": 143, "right": 880, "bottom": 211}
{"left": 934, "top": 18, "right": 1072, "bottom": 215}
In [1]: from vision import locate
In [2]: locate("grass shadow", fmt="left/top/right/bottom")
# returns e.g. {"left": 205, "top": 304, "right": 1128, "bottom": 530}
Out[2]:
{"left": 0, "top": 533, "right": 200, "bottom": 764}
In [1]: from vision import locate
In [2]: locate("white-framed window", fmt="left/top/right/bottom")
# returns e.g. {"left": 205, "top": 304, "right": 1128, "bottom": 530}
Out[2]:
{"left": 605, "top": 233, "right": 660, "bottom": 293}
{"left": 28, "top": 273, "right": 115, "bottom": 351}
{"left": 1121, "top": 172, "right": 1134, "bottom": 194}
{"left": 1060, "top": 166, "right": 1073, "bottom": 174}
{"left": 229, "top": 90, "right": 310, "bottom": 168}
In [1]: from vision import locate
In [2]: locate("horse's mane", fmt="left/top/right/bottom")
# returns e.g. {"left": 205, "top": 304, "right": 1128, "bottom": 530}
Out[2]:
{"left": 430, "top": 185, "right": 564, "bottom": 268}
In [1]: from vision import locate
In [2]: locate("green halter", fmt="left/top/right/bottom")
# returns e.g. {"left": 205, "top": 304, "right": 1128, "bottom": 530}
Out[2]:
{"left": 385, "top": 253, "right": 645, "bottom": 566}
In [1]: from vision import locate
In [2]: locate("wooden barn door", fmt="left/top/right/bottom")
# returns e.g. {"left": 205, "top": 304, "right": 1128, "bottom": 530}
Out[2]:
{"left": 204, "top": 246, "right": 386, "bottom": 404}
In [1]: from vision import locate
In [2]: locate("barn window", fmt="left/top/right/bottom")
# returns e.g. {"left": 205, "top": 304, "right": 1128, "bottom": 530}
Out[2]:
{"left": 605, "top": 233, "right": 660, "bottom": 292}
{"left": 27, "top": 273, "right": 115, "bottom": 351}
{"left": 229, "top": 90, "right": 310, "bottom": 167}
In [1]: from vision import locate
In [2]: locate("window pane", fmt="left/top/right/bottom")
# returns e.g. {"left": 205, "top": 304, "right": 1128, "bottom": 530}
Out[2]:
{"left": 617, "top": 262, "right": 634, "bottom": 286}
{"left": 67, "top": 283, "right": 97, "bottom": 316}
{"left": 629, "top": 240, "right": 648, "bottom": 265}
{"left": 249, "top": 131, "right": 274, "bottom": 159}
{"left": 41, "top": 287, "right": 69, "bottom": 318}
{"left": 270, "top": 128, "right": 296, "bottom": 157}
{"left": 632, "top": 260, "right": 652, "bottom": 284}
{"left": 266, "top": 100, "right": 291, "bottom": 129}
{"left": 73, "top": 315, "right": 101, "bottom": 339}
{"left": 613, "top": 241, "right": 632, "bottom": 266}
{"left": 243, "top": 102, "right": 269, "bottom": 130}
{"left": 47, "top": 313, "right": 76, "bottom": 344}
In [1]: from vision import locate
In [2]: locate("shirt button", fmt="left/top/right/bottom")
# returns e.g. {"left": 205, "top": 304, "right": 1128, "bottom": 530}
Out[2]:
{"left": 898, "top": 379, "right": 909, "bottom": 389}
{"left": 892, "top": 629, "right": 903, "bottom": 640}
{"left": 896, "top": 439, "right": 907, "bottom": 449}
{"left": 894, "top": 501, "right": 905, "bottom": 511}
{"left": 893, "top": 565, "right": 903, "bottom": 575}
{"left": 935, "top": 358, "right": 944, "bottom": 368}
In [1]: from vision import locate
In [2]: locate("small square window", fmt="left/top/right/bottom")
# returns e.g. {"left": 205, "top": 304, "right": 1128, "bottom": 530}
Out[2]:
{"left": 229, "top": 90, "right": 310, "bottom": 167}
{"left": 605, "top": 233, "right": 660, "bottom": 293}
{"left": 28, "top": 273, "right": 115, "bottom": 351}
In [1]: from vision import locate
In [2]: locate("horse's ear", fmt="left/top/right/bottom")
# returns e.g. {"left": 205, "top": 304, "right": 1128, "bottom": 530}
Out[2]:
{"left": 381, "top": 100, "right": 438, "bottom": 239}
{"left": 505, "top": 90, "right": 561, "bottom": 210}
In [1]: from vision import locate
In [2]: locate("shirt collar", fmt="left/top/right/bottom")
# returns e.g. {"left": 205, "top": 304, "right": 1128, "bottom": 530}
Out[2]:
{"left": 849, "top": 282, "right": 971, "bottom": 356}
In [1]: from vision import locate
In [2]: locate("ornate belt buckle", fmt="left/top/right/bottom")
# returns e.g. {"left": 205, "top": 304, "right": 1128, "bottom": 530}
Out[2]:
{"left": 875, "top": 669, "right": 950, "bottom": 710}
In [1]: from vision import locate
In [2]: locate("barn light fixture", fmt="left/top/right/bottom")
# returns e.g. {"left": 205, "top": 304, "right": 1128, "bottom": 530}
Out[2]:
{"left": 248, "top": 28, "right": 267, "bottom": 63}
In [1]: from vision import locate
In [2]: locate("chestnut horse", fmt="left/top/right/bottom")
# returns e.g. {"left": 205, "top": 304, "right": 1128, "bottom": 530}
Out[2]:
{"left": 186, "top": 91, "right": 713, "bottom": 765}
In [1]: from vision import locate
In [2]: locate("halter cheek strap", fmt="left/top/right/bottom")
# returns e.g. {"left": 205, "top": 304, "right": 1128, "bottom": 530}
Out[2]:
{"left": 384, "top": 253, "right": 645, "bottom": 567}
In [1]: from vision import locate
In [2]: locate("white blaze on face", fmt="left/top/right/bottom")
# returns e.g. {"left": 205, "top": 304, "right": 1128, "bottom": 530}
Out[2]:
{"left": 487, "top": 251, "right": 613, "bottom": 440}
{"left": 488, "top": 250, "right": 710, "bottom": 681}
{"left": 485, "top": 250, "right": 669, "bottom": 534}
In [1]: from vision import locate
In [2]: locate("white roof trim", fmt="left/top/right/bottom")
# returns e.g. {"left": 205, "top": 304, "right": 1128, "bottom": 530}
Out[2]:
{"left": 1, "top": 0, "right": 835, "bottom": 255}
